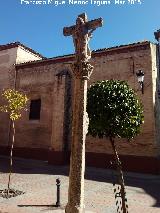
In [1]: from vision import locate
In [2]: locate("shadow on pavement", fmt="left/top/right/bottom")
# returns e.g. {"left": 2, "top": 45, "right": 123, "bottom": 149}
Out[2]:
{"left": 18, "top": 204, "right": 65, "bottom": 211}
{"left": 0, "top": 155, "right": 160, "bottom": 208}
{"left": 18, "top": 205, "right": 57, "bottom": 207}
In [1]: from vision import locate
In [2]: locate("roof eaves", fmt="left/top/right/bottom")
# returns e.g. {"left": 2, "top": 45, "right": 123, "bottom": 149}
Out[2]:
{"left": 15, "top": 40, "right": 151, "bottom": 68}
{"left": 17, "top": 42, "right": 46, "bottom": 59}
{"left": 0, "top": 41, "right": 46, "bottom": 59}
{"left": 15, "top": 54, "right": 74, "bottom": 67}
{"left": 92, "top": 40, "right": 151, "bottom": 53}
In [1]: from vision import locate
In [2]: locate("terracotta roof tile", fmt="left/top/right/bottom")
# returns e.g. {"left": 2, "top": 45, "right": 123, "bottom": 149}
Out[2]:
{"left": 15, "top": 40, "right": 152, "bottom": 68}
{"left": 92, "top": 40, "right": 150, "bottom": 52}
{"left": 0, "top": 41, "right": 46, "bottom": 59}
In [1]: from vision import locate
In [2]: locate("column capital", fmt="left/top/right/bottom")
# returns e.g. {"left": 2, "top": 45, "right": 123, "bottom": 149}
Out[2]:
{"left": 71, "top": 61, "right": 93, "bottom": 80}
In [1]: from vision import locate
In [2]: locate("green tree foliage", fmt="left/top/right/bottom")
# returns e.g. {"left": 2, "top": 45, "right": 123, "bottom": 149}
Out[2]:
{"left": 87, "top": 80, "right": 144, "bottom": 140}
{"left": 87, "top": 80, "right": 144, "bottom": 213}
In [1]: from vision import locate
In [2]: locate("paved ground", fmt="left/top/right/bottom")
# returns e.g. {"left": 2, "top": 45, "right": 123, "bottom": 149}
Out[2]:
{"left": 0, "top": 156, "right": 160, "bottom": 213}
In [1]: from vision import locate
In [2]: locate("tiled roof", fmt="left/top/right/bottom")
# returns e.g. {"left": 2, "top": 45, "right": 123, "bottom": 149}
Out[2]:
{"left": 15, "top": 40, "right": 152, "bottom": 68}
{"left": 0, "top": 41, "right": 46, "bottom": 59}
{"left": 92, "top": 41, "right": 150, "bottom": 53}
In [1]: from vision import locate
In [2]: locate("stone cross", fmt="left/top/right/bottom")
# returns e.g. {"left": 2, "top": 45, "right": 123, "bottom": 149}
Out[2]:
{"left": 64, "top": 13, "right": 103, "bottom": 64}
{"left": 63, "top": 13, "right": 103, "bottom": 213}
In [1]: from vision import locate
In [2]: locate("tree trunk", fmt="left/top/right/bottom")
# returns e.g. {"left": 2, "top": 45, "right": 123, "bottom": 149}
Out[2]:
{"left": 110, "top": 137, "right": 127, "bottom": 213}
{"left": 7, "top": 120, "right": 15, "bottom": 192}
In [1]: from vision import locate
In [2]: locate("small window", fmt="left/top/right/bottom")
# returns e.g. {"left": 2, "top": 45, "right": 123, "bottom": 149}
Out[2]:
{"left": 29, "top": 99, "right": 41, "bottom": 120}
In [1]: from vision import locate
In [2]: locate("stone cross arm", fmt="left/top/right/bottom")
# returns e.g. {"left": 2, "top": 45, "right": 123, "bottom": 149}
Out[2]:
{"left": 63, "top": 17, "right": 103, "bottom": 36}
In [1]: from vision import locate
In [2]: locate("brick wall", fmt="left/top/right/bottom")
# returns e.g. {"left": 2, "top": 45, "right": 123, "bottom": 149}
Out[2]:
{"left": 0, "top": 41, "right": 159, "bottom": 166}
{"left": 0, "top": 45, "right": 43, "bottom": 148}
{"left": 86, "top": 43, "right": 156, "bottom": 157}
{"left": 15, "top": 63, "right": 72, "bottom": 151}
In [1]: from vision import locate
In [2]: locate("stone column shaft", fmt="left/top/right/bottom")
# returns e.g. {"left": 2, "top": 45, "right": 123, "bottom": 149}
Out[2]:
{"left": 65, "top": 77, "right": 87, "bottom": 213}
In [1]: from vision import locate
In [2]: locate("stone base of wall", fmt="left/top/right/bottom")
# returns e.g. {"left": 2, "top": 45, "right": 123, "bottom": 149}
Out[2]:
{"left": 0, "top": 147, "right": 159, "bottom": 174}
{"left": 48, "top": 149, "right": 70, "bottom": 165}
{"left": 0, "top": 146, "right": 48, "bottom": 161}
{"left": 85, "top": 152, "right": 160, "bottom": 175}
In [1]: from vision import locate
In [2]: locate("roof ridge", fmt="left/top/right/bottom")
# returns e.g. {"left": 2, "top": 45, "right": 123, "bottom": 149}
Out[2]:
{"left": 16, "top": 40, "right": 152, "bottom": 67}
{"left": 47, "top": 40, "right": 151, "bottom": 59}
{"left": 0, "top": 41, "right": 46, "bottom": 59}
{"left": 92, "top": 40, "right": 151, "bottom": 53}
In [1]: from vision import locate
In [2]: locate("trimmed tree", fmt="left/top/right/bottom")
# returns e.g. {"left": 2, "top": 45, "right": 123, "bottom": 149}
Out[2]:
{"left": 87, "top": 80, "right": 144, "bottom": 213}
{"left": 0, "top": 89, "right": 28, "bottom": 196}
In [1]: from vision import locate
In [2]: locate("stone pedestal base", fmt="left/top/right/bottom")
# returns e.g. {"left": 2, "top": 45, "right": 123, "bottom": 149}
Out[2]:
{"left": 65, "top": 204, "right": 85, "bottom": 213}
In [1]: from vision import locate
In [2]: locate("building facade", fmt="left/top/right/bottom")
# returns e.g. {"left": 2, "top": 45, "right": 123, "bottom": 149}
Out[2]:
{"left": 0, "top": 37, "right": 160, "bottom": 174}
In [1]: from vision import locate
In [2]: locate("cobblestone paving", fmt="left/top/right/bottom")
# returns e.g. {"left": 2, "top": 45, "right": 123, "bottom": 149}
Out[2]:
{"left": 0, "top": 156, "right": 160, "bottom": 213}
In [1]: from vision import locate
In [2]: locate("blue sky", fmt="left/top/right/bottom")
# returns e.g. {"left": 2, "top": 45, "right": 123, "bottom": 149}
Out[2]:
{"left": 0, "top": 0, "right": 160, "bottom": 57}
